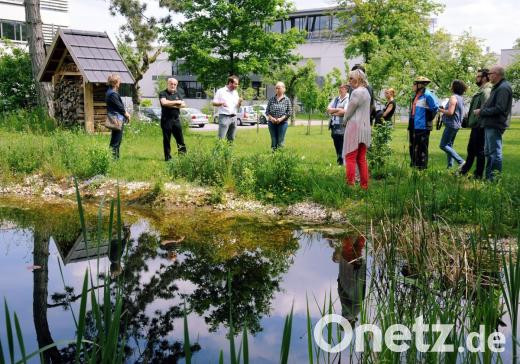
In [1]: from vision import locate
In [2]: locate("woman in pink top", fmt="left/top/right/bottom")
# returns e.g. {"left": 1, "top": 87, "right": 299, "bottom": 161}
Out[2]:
{"left": 342, "top": 69, "right": 372, "bottom": 189}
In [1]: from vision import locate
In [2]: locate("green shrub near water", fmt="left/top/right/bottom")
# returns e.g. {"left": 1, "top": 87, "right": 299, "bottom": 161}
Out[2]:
{"left": 1, "top": 133, "right": 46, "bottom": 174}
{"left": 52, "top": 132, "right": 111, "bottom": 179}
{"left": 168, "top": 142, "right": 304, "bottom": 203}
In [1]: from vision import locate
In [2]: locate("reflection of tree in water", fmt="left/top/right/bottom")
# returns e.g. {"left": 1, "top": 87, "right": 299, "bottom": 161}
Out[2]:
{"left": 177, "top": 239, "right": 297, "bottom": 334}
{"left": 22, "top": 203, "right": 298, "bottom": 361}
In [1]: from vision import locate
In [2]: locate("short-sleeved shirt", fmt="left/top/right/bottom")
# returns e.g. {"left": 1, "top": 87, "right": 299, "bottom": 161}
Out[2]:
{"left": 328, "top": 95, "right": 349, "bottom": 125}
{"left": 213, "top": 86, "right": 240, "bottom": 115}
{"left": 159, "top": 89, "right": 182, "bottom": 124}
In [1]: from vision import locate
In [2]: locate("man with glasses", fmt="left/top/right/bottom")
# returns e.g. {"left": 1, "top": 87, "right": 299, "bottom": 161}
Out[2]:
{"left": 474, "top": 65, "right": 513, "bottom": 180}
{"left": 460, "top": 69, "right": 492, "bottom": 178}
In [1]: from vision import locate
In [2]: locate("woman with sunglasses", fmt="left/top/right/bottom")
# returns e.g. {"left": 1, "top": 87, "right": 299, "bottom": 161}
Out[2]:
{"left": 342, "top": 69, "right": 372, "bottom": 189}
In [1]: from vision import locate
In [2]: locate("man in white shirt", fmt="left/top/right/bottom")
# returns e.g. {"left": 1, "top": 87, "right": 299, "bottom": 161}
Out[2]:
{"left": 212, "top": 75, "right": 242, "bottom": 141}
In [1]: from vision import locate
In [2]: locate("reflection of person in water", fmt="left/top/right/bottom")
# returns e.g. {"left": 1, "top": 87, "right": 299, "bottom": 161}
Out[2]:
{"left": 109, "top": 225, "right": 130, "bottom": 278}
{"left": 333, "top": 235, "right": 367, "bottom": 326}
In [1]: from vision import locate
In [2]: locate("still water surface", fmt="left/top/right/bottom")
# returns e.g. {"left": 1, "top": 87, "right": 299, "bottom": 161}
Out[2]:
{"left": 0, "top": 198, "right": 515, "bottom": 363}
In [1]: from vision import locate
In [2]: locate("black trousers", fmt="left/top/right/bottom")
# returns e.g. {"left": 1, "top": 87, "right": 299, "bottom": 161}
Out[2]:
{"left": 110, "top": 127, "right": 123, "bottom": 159}
{"left": 331, "top": 133, "right": 344, "bottom": 165}
{"left": 409, "top": 129, "right": 430, "bottom": 169}
{"left": 162, "top": 121, "right": 186, "bottom": 160}
{"left": 460, "top": 127, "right": 485, "bottom": 178}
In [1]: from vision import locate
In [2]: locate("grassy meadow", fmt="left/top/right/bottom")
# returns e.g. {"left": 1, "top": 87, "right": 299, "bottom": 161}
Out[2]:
{"left": 1, "top": 116, "right": 519, "bottom": 232}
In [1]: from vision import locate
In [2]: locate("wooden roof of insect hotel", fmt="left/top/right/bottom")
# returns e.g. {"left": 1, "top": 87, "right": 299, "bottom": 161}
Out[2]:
{"left": 38, "top": 29, "right": 135, "bottom": 84}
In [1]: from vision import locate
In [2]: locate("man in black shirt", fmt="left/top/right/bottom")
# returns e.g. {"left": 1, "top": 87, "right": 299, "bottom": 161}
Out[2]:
{"left": 159, "top": 78, "right": 186, "bottom": 161}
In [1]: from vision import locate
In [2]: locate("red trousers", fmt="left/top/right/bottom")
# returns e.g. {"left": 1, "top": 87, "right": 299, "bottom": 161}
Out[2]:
{"left": 345, "top": 143, "right": 369, "bottom": 189}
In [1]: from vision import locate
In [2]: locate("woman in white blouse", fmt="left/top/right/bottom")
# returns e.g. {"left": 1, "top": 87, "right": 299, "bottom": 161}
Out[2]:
{"left": 342, "top": 69, "right": 372, "bottom": 189}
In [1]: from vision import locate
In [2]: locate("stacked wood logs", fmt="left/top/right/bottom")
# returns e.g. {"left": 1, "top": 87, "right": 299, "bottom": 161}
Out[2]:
{"left": 54, "top": 79, "right": 84, "bottom": 127}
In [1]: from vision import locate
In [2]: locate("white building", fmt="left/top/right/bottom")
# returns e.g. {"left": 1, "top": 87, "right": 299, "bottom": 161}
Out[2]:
{"left": 0, "top": 0, "right": 69, "bottom": 45}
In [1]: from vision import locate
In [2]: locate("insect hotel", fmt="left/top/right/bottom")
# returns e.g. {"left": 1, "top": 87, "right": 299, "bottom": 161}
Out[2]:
{"left": 38, "top": 29, "right": 135, "bottom": 132}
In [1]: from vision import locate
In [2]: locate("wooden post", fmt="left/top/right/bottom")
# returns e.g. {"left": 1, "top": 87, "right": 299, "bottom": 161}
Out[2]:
{"left": 84, "top": 82, "right": 94, "bottom": 133}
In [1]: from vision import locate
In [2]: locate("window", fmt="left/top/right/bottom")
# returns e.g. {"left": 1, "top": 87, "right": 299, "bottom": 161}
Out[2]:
{"left": 0, "top": 20, "right": 26, "bottom": 42}
{"left": 293, "top": 17, "right": 306, "bottom": 32}
{"left": 172, "top": 60, "right": 194, "bottom": 76}
{"left": 271, "top": 21, "right": 282, "bottom": 33}
{"left": 178, "top": 81, "right": 206, "bottom": 99}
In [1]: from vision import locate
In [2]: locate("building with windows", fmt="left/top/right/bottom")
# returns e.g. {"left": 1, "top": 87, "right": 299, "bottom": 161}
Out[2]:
{"left": 0, "top": 0, "right": 69, "bottom": 45}
{"left": 139, "top": 6, "right": 359, "bottom": 108}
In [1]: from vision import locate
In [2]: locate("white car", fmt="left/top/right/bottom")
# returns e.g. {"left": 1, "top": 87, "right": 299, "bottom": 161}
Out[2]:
{"left": 237, "top": 106, "right": 258, "bottom": 126}
{"left": 252, "top": 104, "right": 268, "bottom": 124}
{"left": 180, "top": 108, "right": 209, "bottom": 128}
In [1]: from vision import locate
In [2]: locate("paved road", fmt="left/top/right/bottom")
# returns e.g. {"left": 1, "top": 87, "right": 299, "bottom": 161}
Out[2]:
{"left": 189, "top": 119, "right": 331, "bottom": 132}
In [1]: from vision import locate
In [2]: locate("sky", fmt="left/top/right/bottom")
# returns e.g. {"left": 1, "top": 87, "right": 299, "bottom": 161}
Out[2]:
{"left": 70, "top": 0, "right": 519, "bottom": 54}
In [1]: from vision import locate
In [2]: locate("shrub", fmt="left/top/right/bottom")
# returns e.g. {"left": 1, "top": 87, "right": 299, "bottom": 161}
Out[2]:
{"left": 0, "top": 108, "right": 56, "bottom": 134}
{"left": 243, "top": 150, "right": 303, "bottom": 203}
{"left": 168, "top": 140, "right": 233, "bottom": 186}
{"left": 52, "top": 132, "right": 111, "bottom": 179}
{"left": 367, "top": 120, "right": 393, "bottom": 177}
{"left": 3, "top": 138, "right": 44, "bottom": 174}
{"left": 0, "top": 45, "right": 36, "bottom": 112}
{"left": 140, "top": 99, "right": 153, "bottom": 107}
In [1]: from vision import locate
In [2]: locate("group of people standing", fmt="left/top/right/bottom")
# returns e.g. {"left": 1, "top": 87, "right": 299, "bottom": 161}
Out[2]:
{"left": 409, "top": 65, "right": 513, "bottom": 180}
{"left": 104, "top": 62, "right": 513, "bottom": 189}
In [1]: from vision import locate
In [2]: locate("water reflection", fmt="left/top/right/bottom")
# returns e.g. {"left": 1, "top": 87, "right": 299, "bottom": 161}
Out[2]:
{"left": 0, "top": 198, "right": 515, "bottom": 363}
{"left": 333, "top": 235, "right": 366, "bottom": 326}
{"left": 0, "top": 200, "right": 301, "bottom": 362}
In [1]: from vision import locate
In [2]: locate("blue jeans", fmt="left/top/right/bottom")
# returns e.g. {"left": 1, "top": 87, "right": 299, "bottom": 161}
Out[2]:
{"left": 268, "top": 121, "right": 288, "bottom": 150}
{"left": 439, "top": 126, "right": 464, "bottom": 168}
{"left": 484, "top": 127, "right": 503, "bottom": 180}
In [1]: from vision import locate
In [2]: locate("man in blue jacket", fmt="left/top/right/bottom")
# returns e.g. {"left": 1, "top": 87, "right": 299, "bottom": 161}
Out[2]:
{"left": 474, "top": 65, "right": 513, "bottom": 180}
{"left": 408, "top": 76, "right": 439, "bottom": 169}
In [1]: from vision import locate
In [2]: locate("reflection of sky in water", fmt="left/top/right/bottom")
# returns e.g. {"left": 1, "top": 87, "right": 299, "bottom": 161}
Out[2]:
{"left": 0, "top": 217, "right": 514, "bottom": 363}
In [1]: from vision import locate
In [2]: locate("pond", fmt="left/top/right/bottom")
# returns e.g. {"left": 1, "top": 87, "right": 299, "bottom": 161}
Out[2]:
{"left": 0, "top": 197, "right": 516, "bottom": 363}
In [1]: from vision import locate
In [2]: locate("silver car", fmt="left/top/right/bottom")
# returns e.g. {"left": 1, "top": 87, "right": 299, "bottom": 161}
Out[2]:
{"left": 180, "top": 108, "right": 209, "bottom": 128}
{"left": 237, "top": 106, "right": 258, "bottom": 126}
{"left": 252, "top": 104, "right": 268, "bottom": 124}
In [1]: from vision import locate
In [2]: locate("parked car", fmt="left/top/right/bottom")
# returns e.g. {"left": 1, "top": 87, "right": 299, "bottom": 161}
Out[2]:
{"left": 180, "top": 108, "right": 209, "bottom": 128}
{"left": 236, "top": 106, "right": 258, "bottom": 126}
{"left": 252, "top": 104, "right": 268, "bottom": 124}
{"left": 140, "top": 107, "right": 162, "bottom": 121}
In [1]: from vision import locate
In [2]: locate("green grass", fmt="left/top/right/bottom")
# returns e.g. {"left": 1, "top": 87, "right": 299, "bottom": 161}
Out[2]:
{"left": 1, "top": 118, "right": 520, "bottom": 233}
{"left": 1, "top": 119, "right": 519, "bottom": 181}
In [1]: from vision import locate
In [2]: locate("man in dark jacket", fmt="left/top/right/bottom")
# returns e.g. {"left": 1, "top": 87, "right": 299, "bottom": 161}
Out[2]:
{"left": 460, "top": 69, "right": 492, "bottom": 179}
{"left": 474, "top": 65, "right": 513, "bottom": 180}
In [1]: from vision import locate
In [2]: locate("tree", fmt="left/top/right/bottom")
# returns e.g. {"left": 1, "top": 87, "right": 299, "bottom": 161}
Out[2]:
{"left": 295, "top": 61, "right": 319, "bottom": 135}
{"left": 0, "top": 44, "right": 37, "bottom": 112}
{"left": 337, "top": 0, "right": 443, "bottom": 64}
{"left": 316, "top": 68, "right": 343, "bottom": 134}
{"left": 513, "top": 38, "right": 520, "bottom": 50}
{"left": 24, "top": 0, "right": 54, "bottom": 115}
{"left": 364, "top": 29, "right": 496, "bottom": 105}
{"left": 271, "top": 61, "right": 316, "bottom": 125}
{"left": 506, "top": 58, "right": 520, "bottom": 101}
{"left": 162, "top": 0, "right": 305, "bottom": 90}
{"left": 109, "top": 0, "right": 165, "bottom": 107}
